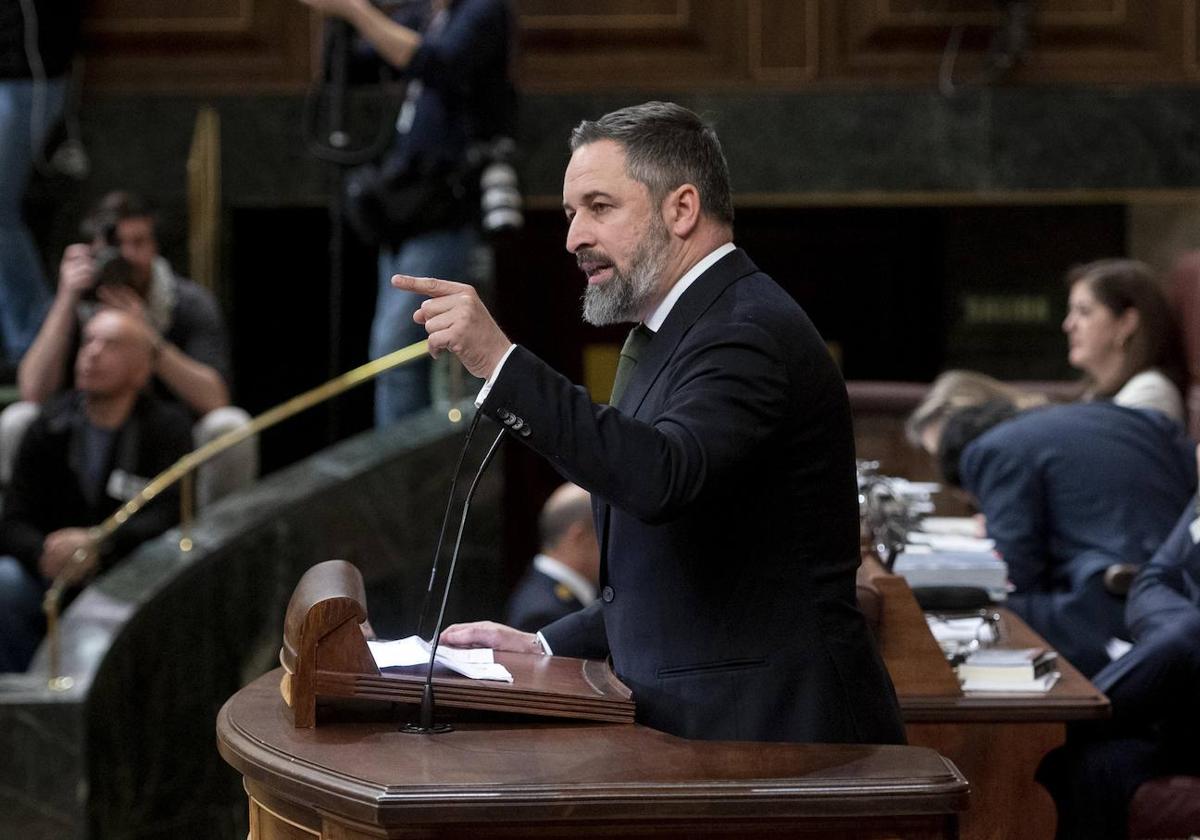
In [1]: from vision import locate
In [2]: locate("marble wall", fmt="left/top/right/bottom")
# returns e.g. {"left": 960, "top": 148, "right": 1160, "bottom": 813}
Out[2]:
{"left": 32, "top": 87, "right": 1200, "bottom": 216}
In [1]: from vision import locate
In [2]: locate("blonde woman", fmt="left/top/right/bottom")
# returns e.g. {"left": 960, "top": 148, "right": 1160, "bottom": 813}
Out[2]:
{"left": 905, "top": 369, "right": 1048, "bottom": 457}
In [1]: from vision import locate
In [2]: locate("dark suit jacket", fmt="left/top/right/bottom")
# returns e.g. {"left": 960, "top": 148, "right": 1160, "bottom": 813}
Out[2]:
{"left": 483, "top": 248, "right": 904, "bottom": 743}
{"left": 1124, "top": 502, "right": 1200, "bottom": 646}
{"left": 1045, "top": 501, "right": 1200, "bottom": 826}
{"left": 959, "top": 402, "right": 1196, "bottom": 677}
{"left": 504, "top": 563, "right": 586, "bottom": 633}
{"left": 1090, "top": 501, "right": 1200, "bottom": 701}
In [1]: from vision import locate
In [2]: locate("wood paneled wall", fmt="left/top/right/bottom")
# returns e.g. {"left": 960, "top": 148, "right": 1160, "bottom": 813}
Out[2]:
{"left": 82, "top": 0, "right": 313, "bottom": 92}
{"left": 80, "top": 0, "right": 1200, "bottom": 93}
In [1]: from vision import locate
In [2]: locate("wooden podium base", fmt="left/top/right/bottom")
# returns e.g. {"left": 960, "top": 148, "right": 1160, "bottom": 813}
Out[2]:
{"left": 219, "top": 670, "right": 969, "bottom": 840}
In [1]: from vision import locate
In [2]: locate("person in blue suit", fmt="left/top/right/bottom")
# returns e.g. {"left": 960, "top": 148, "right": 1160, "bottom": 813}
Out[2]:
{"left": 1037, "top": 458, "right": 1200, "bottom": 839}
{"left": 390, "top": 102, "right": 905, "bottom": 744}
{"left": 933, "top": 400, "right": 1196, "bottom": 677}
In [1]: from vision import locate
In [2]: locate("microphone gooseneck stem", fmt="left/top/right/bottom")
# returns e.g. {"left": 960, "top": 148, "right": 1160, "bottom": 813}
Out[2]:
{"left": 414, "top": 426, "right": 506, "bottom": 732}
{"left": 415, "top": 410, "right": 482, "bottom": 636}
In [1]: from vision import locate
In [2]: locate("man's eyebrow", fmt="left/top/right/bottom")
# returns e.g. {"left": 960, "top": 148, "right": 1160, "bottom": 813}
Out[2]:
{"left": 563, "top": 190, "right": 615, "bottom": 211}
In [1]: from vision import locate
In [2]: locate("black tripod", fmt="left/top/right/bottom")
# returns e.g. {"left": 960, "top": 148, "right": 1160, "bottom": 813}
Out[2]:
{"left": 302, "top": 18, "right": 397, "bottom": 442}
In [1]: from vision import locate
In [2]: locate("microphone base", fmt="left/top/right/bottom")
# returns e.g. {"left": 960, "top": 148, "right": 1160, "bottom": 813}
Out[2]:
{"left": 400, "top": 721, "right": 454, "bottom": 735}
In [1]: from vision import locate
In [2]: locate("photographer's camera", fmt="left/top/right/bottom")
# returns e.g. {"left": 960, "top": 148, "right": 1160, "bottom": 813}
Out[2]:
{"left": 473, "top": 138, "right": 523, "bottom": 234}
{"left": 83, "top": 220, "right": 136, "bottom": 300}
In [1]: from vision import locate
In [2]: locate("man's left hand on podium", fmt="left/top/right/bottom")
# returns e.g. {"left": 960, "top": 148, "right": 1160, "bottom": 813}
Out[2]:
{"left": 441, "top": 621, "right": 546, "bottom": 655}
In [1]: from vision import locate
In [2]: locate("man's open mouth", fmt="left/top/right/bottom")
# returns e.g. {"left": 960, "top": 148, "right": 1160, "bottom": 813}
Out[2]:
{"left": 579, "top": 259, "right": 614, "bottom": 284}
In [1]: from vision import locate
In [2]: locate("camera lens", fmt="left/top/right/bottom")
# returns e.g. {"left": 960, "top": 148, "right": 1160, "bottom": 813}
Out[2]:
{"left": 480, "top": 161, "right": 523, "bottom": 233}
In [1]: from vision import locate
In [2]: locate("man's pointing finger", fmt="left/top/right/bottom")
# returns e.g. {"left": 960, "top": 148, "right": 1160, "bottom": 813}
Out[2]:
{"left": 391, "top": 274, "right": 470, "bottom": 297}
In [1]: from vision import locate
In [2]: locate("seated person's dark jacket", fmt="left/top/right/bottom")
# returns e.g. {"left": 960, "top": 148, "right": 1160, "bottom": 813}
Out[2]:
{"left": 958, "top": 402, "right": 1196, "bottom": 676}
{"left": 1037, "top": 500, "right": 1200, "bottom": 839}
{"left": 1126, "top": 504, "right": 1200, "bottom": 637}
{"left": 0, "top": 391, "right": 193, "bottom": 575}
{"left": 1100, "top": 502, "right": 1200, "bottom": 777}
{"left": 505, "top": 565, "right": 584, "bottom": 633}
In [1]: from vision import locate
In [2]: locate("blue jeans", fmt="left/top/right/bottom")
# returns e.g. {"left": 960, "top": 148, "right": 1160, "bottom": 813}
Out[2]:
{"left": 0, "top": 555, "right": 47, "bottom": 672}
{"left": 371, "top": 225, "right": 479, "bottom": 427}
{"left": 0, "top": 78, "right": 65, "bottom": 361}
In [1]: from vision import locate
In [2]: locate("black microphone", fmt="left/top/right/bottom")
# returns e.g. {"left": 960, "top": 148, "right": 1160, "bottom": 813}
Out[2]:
{"left": 404, "top": 425, "right": 506, "bottom": 734}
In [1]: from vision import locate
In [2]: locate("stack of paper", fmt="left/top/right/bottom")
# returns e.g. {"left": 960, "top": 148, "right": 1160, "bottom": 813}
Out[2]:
{"left": 368, "top": 636, "right": 514, "bottom": 682}
{"left": 916, "top": 516, "right": 981, "bottom": 537}
{"left": 905, "top": 532, "right": 995, "bottom": 553}
{"left": 957, "top": 647, "right": 1059, "bottom": 692}
{"left": 892, "top": 546, "right": 1008, "bottom": 598}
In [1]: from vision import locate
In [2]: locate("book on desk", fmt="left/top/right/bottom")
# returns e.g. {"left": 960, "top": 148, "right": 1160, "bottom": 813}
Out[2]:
{"left": 957, "top": 647, "right": 1060, "bottom": 693}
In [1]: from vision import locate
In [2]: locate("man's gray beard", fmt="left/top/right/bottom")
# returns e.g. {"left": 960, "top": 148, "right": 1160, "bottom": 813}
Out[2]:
{"left": 581, "top": 223, "right": 671, "bottom": 326}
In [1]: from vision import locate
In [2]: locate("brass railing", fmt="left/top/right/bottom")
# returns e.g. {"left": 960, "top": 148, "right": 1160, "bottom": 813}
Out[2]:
{"left": 42, "top": 339, "right": 439, "bottom": 689}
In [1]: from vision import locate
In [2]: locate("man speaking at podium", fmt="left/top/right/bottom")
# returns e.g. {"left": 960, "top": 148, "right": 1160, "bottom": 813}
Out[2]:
{"left": 394, "top": 102, "right": 904, "bottom": 744}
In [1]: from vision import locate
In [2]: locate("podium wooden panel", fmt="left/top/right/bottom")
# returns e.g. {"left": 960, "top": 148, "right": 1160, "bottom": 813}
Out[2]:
{"left": 219, "top": 670, "right": 968, "bottom": 840}
{"left": 279, "top": 560, "right": 635, "bottom": 727}
{"left": 860, "top": 557, "right": 1110, "bottom": 840}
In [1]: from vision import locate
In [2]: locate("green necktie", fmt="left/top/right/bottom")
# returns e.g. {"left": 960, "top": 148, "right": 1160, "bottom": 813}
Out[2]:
{"left": 610, "top": 324, "right": 654, "bottom": 405}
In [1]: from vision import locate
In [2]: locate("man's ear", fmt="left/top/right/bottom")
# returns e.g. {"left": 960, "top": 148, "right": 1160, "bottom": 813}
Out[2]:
{"left": 662, "top": 184, "right": 701, "bottom": 238}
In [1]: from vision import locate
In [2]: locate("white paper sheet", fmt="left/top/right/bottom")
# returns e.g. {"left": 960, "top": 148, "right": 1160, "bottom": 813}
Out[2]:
{"left": 905, "top": 532, "right": 995, "bottom": 552}
{"left": 916, "top": 516, "right": 981, "bottom": 537}
{"left": 367, "top": 636, "right": 513, "bottom": 683}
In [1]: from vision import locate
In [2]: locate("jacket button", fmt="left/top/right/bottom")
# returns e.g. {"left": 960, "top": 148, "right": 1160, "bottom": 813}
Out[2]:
{"left": 497, "top": 409, "right": 512, "bottom": 421}
{"left": 601, "top": 585, "right": 614, "bottom": 603}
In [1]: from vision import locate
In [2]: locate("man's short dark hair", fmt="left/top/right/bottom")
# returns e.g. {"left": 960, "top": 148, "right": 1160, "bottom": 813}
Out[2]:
{"left": 937, "top": 400, "right": 1020, "bottom": 488}
{"left": 81, "top": 190, "right": 156, "bottom": 241}
{"left": 569, "top": 101, "right": 735, "bottom": 226}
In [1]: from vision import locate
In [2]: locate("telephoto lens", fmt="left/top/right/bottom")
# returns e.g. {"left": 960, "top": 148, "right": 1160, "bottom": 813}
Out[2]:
{"left": 479, "top": 138, "right": 523, "bottom": 233}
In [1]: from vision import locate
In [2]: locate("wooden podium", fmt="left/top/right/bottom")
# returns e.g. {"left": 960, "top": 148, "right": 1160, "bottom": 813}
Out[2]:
{"left": 219, "top": 670, "right": 969, "bottom": 840}
{"left": 217, "top": 560, "right": 970, "bottom": 839}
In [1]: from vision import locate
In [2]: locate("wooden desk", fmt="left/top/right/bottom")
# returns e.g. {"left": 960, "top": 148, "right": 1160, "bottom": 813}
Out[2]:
{"left": 218, "top": 670, "right": 968, "bottom": 840}
{"left": 860, "top": 559, "right": 1109, "bottom": 840}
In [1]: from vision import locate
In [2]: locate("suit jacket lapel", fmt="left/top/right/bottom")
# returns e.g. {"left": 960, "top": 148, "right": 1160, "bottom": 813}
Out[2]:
{"left": 615, "top": 247, "right": 759, "bottom": 417}
{"left": 599, "top": 248, "right": 759, "bottom": 579}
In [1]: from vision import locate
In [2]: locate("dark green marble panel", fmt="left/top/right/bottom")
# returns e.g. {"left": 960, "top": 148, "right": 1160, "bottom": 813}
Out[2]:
{"left": 29, "top": 86, "right": 1200, "bottom": 239}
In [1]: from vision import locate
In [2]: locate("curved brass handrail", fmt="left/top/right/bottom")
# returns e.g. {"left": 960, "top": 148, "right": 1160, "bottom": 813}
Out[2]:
{"left": 42, "top": 339, "right": 434, "bottom": 688}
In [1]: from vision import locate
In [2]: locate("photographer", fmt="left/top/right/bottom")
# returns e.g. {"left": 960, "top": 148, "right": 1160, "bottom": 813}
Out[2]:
{"left": 299, "top": 0, "right": 516, "bottom": 425}
{"left": 3, "top": 191, "right": 255, "bottom": 507}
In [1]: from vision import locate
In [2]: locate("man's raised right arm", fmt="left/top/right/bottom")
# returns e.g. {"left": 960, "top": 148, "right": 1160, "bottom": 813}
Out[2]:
{"left": 18, "top": 244, "right": 93, "bottom": 403}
